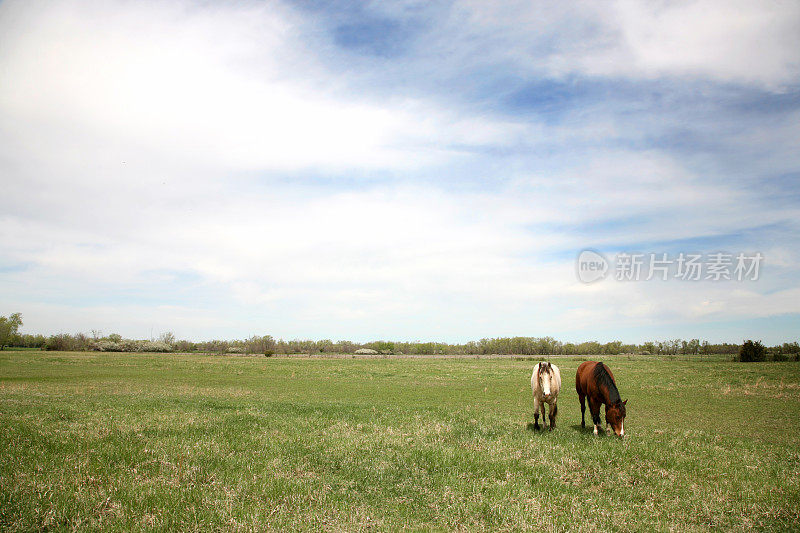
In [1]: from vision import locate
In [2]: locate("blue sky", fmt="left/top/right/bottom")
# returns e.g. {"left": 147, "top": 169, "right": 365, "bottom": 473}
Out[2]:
{"left": 1, "top": 0, "right": 799, "bottom": 343}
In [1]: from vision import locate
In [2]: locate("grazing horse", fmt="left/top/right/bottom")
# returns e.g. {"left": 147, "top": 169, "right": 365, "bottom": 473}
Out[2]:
{"left": 530, "top": 361, "right": 561, "bottom": 431}
{"left": 575, "top": 361, "right": 627, "bottom": 438}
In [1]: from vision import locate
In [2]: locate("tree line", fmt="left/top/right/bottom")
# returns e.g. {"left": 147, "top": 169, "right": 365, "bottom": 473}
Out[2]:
{"left": 2, "top": 314, "right": 798, "bottom": 361}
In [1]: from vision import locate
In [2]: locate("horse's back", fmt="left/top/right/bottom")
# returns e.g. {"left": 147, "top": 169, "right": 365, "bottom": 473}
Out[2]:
{"left": 575, "top": 360, "right": 617, "bottom": 396}
{"left": 575, "top": 360, "right": 598, "bottom": 395}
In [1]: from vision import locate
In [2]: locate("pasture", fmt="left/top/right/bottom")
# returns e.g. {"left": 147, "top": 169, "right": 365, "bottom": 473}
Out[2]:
{"left": 1, "top": 352, "right": 799, "bottom": 531}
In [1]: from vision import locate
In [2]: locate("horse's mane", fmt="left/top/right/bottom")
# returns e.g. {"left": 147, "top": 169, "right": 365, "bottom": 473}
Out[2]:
{"left": 594, "top": 362, "right": 621, "bottom": 403}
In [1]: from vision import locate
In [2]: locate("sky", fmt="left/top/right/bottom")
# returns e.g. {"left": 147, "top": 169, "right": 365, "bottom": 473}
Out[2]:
{"left": 1, "top": 0, "right": 799, "bottom": 344}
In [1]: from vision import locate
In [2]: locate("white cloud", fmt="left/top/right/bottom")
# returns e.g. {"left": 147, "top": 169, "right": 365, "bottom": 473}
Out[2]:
{"left": 603, "top": 0, "right": 800, "bottom": 88}
{"left": 1, "top": 0, "right": 798, "bottom": 342}
{"left": 458, "top": 0, "right": 800, "bottom": 89}
{"left": 0, "top": 0, "right": 529, "bottom": 174}
{"left": 3, "top": 157, "right": 797, "bottom": 341}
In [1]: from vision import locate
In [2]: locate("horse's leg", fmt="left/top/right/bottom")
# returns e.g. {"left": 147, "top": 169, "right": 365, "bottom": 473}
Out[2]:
{"left": 533, "top": 396, "right": 541, "bottom": 430}
{"left": 540, "top": 400, "right": 548, "bottom": 430}
{"left": 549, "top": 400, "right": 557, "bottom": 431}
{"left": 589, "top": 398, "right": 602, "bottom": 436}
{"left": 579, "top": 394, "right": 586, "bottom": 428}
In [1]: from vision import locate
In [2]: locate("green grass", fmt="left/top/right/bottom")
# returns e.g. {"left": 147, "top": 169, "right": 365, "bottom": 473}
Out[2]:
{"left": 1, "top": 352, "right": 799, "bottom": 531}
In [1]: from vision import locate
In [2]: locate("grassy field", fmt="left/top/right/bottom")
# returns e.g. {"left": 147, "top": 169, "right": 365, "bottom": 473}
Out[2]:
{"left": 1, "top": 352, "right": 799, "bottom": 531}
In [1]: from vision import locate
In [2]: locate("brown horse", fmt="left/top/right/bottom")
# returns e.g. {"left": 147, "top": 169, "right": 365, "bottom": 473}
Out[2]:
{"left": 575, "top": 361, "right": 627, "bottom": 437}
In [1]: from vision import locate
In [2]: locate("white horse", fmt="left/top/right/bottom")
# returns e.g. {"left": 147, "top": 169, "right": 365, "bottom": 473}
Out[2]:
{"left": 531, "top": 361, "right": 561, "bottom": 431}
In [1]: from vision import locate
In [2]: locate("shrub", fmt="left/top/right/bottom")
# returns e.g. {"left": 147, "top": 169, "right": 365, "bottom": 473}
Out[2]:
{"left": 200, "top": 340, "right": 229, "bottom": 354}
{"left": 780, "top": 342, "right": 799, "bottom": 361}
{"left": 739, "top": 340, "right": 765, "bottom": 362}
{"left": 91, "top": 340, "right": 124, "bottom": 352}
{"left": 173, "top": 340, "right": 196, "bottom": 352}
{"left": 46, "top": 334, "right": 77, "bottom": 351}
{"left": 120, "top": 340, "right": 140, "bottom": 352}
{"left": 138, "top": 341, "right": 173, "bottom": 353}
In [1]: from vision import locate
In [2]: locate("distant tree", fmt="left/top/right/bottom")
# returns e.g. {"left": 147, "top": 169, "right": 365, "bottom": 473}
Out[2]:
{"left": 739, "top": 340, "right": 765, "bottom": 362}
{"left": 603, "top": 341, "right": 623, "bottom": 355}
{"left": 198, "top": 340, "right": 228, "bottom": 354}
{"left": 245, "top": 335, "right": 277, "bottom": 355}
{"left": 680, "top": 339, "right": 700, "bottom": 355}
{"left": 17, "top": 333, "right": 46, "bottom": 349}
{"left": 74, "top": 332, "right": 90, "bottom": 351}
{"left": 316, "top": 339, "right": 334, "bottom": 353}
{"left": 369, "top": 340, "right": 395, "bottom": 354}
{"left": 173, "top": 339, "right": 196, "bottom": 352}
{"left": 579, "top": 341, "right": 602, "bottom": 355}
{"left": 334, "top": 340, "right": 358, "bottom": 354}
{"left": 0, "top": 313, "right": 23, "bottom": 350}
{"left": 158, "top": 331, "right": 176, "bottom": 345}
{"left": 700, "top": 340, "right": 710, "bottom": 355}
{"left": 780, "top": 342, "right": 799, "bottom": 353}
{"left": 688, "top": 339, "right": 700, "bottom": 355}
{"left": 45, "top": 333, "right": 77, "bottom": 351}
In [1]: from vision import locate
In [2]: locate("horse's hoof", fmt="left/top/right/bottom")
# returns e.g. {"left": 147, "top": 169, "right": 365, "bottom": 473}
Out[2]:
{"left": 548, "top": 426, "right": 554, "bottom": 432}
{"left": 533, "top": 424, "right": 540, "bottom": 431}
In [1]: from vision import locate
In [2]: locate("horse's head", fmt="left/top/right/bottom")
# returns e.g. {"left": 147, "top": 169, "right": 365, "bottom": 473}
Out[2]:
{"left": 605, "top": 399, "right": 627, "bottom": 438}
{"left": 538, "top": 362, "right": 554, "bottom": 400}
